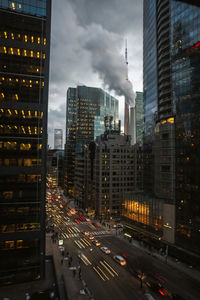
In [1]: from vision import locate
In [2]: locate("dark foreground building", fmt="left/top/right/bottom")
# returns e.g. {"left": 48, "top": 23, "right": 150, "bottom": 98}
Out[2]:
{"left": 0, "top": 1, "right": 51, "bottom": 285}
{"left": 123, "top": 0, "right": 200, "bottom": 267}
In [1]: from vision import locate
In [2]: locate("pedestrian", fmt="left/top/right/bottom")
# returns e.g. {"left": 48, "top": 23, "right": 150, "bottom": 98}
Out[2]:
{"left": 73, "top": 268, "right": 76, "bottom": 277}
{"left": 68, "top": 260, "right": 71, "bottom": 267}
{"left": 61, "top": 259, "right": 63, "bottom": 264}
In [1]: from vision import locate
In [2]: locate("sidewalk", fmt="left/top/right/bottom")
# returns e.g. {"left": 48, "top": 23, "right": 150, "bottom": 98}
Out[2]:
{"left": 46, "top": 234, "right": 91, "bottom": 300}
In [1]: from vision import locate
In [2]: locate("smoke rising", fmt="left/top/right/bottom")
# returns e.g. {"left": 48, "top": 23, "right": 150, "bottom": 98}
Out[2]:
{"left": 82, "top": 24, "right": 135, "bottom": 106}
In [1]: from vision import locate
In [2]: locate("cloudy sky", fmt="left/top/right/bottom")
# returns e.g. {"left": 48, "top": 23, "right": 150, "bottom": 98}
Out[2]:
{"left": 48, "top": 0, "right": 143, "bottom": 148}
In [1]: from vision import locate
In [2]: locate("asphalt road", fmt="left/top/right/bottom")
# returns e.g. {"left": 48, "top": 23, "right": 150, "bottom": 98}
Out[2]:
{"left": 47, "top": 192, "right": 200, "bottom": 300}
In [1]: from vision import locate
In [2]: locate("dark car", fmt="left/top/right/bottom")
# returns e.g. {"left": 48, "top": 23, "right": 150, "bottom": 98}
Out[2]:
{"left": 145, "top": 276, "right": 170, "bottom": 297}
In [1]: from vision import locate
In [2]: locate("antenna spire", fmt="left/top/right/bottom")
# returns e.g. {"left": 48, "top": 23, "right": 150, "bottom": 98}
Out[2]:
{"left": 125, "top": 39, "right": 128, "bottom": 81}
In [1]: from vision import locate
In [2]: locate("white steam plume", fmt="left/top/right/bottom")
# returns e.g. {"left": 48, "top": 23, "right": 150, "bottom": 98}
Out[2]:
{"left": 82, "top": 24, "right": 135, "bottom": 106}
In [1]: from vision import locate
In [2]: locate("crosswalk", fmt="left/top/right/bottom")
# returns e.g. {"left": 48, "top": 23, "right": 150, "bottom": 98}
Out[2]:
{"left": 61, "top": 230, "right": 111, "bottom": 239}
{"left": 93, "top": 260, "right": 119, "bottom": 281}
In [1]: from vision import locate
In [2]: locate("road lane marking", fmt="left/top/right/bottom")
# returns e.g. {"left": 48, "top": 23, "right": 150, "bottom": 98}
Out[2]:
{"left": 97, "top": 266, "right": 110, "bottom": 280}
{"left": 100, "top": 261, "right": 115, "bottom": 277}
{"left": 74, "top": 240, "right": 82, "bottom": 249}
{"left": 80, "top": 238, "right": 89, "bottom": 246}
{"left": 83, "top": 238, "right": 91, "bottom": 246}
{"left": 103, "top": 260, "right": 118, "bottom": 277}
{"left": 77, "top": 240, "right": 85, "bottom": 248}
{"left": 93, "top": 266, "right": 105, "bottom": 281}
{"left": 79, "top": 254, "right": 91, "bottom": 266}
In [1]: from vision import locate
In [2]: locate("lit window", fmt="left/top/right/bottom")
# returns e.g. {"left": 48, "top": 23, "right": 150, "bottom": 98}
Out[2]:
{"left": 18, "top": 4, "right": 21, "bottom": 9}
{"left": 24, "top": 35, "right": 28, "bottom": 42}
{"left": 11, "top": 33, "right": 14, "bottom": 40}
{"left": 37, "top": 52, "right": 40, "bottom": 58}
{"left": 2, "top": 77, "right": 5, "bottom": 81}
{"left": 1, "top": 92, "right": 5, "bottom": 99}
{"left": 42, "top": 82, "right": 44, "bottom": 87}
{"left": 11, "top": 2, "right": 15, "bottom": 10}
{"left": 15, "top": 94, "right": 19, "bottom": 101}
{"left": 16, "top": 78, "right": 19, "bottom": 82}
{"left": 31, "top": 36, "right": 34, "bottom": 43}
{"left": 167, "top": 117, "right": 174, "bottom": 124}
{"left": 38, "top": 37, "right": 40, "bottom": 44}
{"left": 24, "top": 49, "right": 27, "bottom": 56}
{"left": 4, "top": 32, "right": 7, "bottom": 39}
{"left": 17, "top": 49, "right": 20, "bottom": 56}
{"left": 18, "top": 33, "right": 21, "bottom": 38}
{"left": 30, "top": 50, "right": 33, "bottom": 57}
{"left": 44, "top": 38, "right": 46, "bottom": 45}
{"left": 43, "top": 53, "right": 45, "bottom": 59}
{"left": 3, "top": 47, "right": 7, "bottom": 54}
{"left": 10, "top": 48, "right": 14, "bottom": 55}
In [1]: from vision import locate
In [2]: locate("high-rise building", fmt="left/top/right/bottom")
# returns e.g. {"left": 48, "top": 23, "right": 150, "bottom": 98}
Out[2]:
{"left": 64, "top": 86, "right": 118, "bottom": 196}
{"left": 135, "top": 91, "right": 144, "bottom": 145}
{"left": 143, "top": 0, "right": 158, "bottom": 194}
{"left": 0, "top": 0, "right": 51, "bottom": 285}
{"left": 131, "top": 0, "right": 200, "bottom": 262}
{"left": 75, "top": 119, "right": 138, "bottom": 219}
{"left": 54, "top": 128, "right": 63, "bottom": 149}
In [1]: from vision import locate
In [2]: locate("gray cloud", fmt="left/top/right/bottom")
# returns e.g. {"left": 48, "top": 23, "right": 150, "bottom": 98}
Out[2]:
{"left": 68, "top": 0, "right": 142, "bottom": 35}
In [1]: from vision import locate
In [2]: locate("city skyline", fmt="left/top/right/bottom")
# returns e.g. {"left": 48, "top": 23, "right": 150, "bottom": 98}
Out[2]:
{"left": 48, "top": 0, "right": 143, "bottom": 147}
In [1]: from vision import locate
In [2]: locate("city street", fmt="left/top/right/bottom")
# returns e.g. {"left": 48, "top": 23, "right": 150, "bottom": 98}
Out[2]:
{"left": 46, "top": 189, "right": 200, "bottom": 300}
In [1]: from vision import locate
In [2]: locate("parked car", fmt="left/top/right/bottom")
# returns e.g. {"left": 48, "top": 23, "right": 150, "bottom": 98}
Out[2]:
{"left": 113, "top": 255, "right": 126, "bottom": 266}
{"left": 100, "top": 246, "right": 111, "bottom": 254}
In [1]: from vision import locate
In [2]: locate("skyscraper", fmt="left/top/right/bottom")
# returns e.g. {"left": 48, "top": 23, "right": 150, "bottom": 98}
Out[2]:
{"left": 54, "top": 129, "right": 63, "bottom": 149}
{"left": 0, "top": 0, "right": 51, "bottom": 285}
{"left": 135, "top": 91, "right": 144, "bottom": 145}
{"left": 142, "top": 0, "right": 200, "bottom": 261}
{"left": 64, "top": 86, "right": 118, "bottom": 196}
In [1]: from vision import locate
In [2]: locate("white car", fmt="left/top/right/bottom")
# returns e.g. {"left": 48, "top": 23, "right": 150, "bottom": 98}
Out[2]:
{"left": 100, "top": 247, "right": 111, "bottom": 254}
{"left": 113, "top": 255, "right": 126, "bottom": 266}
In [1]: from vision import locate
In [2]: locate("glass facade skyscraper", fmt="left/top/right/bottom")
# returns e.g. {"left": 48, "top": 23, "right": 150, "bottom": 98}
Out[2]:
{"left": 64, "top": 86, "right": 118, "bottom": 196}
{"left": 143, "top": 0, "right": 158, "bottom": 194}
{"left": 135, "top": 91, "right": 144, "bottom": 145}
{"left": 170, "top": 0, "right": 200, "bottom": 255}
{"left": 142, "top": 0, "right": 200, "bottom": 261}
{"left": 0, "top": 0, "right": 51, "bottom": 285}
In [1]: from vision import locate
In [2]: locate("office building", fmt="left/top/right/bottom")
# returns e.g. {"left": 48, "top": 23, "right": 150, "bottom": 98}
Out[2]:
{"left": 0, "top": 0, "right": 51, "bottom": 285}
{"left": 75, "top": 118, "right": 138, "bottom": 219}
{"left": 123, "top": 0, "right": 200, "bottom": 263}
{"left": 54, "top": 128, "right": 63, "bottom": 150}
{"left": 135, "top": 91, "right": 144, "bottom": 145}
{"left": 64, "top": 86, "right": 118, "bottom": 196}
{"left": 47, "top": 149, "right": 64, "bottom": 188}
